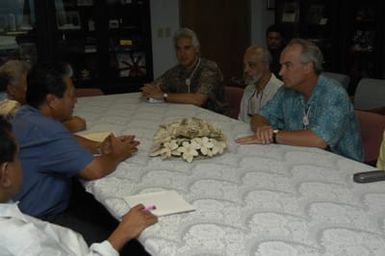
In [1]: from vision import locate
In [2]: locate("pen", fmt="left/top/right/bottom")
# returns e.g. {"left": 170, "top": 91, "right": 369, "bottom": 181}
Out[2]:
{"left": 143, "top": 205, "right": 156, "bottom": 212}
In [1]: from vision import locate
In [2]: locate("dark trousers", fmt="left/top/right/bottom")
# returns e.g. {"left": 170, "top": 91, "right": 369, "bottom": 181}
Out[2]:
{"left": 42, "top": 178, "right": 150, "bottom": 256}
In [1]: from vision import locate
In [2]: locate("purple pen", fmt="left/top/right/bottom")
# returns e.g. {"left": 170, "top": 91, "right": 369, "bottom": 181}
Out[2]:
{"left": 143, "top": 205, "right": 156, "bottom": 212}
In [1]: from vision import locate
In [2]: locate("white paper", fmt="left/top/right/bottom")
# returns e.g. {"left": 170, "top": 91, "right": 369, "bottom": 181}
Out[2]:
{"left": 125, "top": 190, "right": 196, "bottom": 216}
{"left": 145, "top": 98, "right": 164, "bottom": 103}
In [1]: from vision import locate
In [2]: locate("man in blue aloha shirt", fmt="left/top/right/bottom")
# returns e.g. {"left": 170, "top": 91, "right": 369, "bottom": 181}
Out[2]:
{"left": 236, "top": 38, "right": 363, "bottom": 162}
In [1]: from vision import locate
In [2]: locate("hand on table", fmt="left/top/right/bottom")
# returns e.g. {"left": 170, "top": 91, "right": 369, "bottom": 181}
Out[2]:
{"left": 100, "top": 134, "right": 140, "bottom": 160}
{"left": 141, "top": 83, "right": 163, "bottom": 100}
{"left": 108, "top": 204, "right": 158, "bottom": 251}
{"left": 235, "top": 126, "right": 274, "bottom": 144}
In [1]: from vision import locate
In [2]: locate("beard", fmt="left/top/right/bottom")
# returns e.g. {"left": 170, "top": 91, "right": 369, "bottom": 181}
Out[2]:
{"left": 244, "top": 73, "right": 262, "bottom": 85}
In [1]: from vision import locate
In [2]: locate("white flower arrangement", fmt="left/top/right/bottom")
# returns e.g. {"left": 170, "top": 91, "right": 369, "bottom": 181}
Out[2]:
{"left": 150, "top": 117, "right": 227, "bottom": 163}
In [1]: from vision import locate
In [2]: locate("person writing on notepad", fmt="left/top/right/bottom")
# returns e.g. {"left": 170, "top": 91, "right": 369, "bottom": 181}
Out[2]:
{"left": 0, "top": 116, "right": 157, "bottom": 255}
{"left": 10, "top": 62, "right": 147, "bottom": 253}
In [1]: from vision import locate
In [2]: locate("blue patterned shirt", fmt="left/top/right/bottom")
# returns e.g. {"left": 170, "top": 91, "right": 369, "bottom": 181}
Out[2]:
{"left": 260, "top": 75, "right": 363, "bottom": 161}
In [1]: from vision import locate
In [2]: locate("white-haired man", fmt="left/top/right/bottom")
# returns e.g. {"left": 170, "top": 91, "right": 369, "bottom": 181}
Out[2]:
{"left": 236, "top": 39, "right": 363, "bottom": 161}
{"left": 142, "top": 28, "right": 226, "bottom": 113}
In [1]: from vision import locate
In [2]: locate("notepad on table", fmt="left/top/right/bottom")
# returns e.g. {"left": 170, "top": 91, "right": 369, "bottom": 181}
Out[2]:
{"left": 78, "top": 132, "right": 111, "bottom": 142}
{"left": 124, "top": 190, "right": 195, "bottom": 217}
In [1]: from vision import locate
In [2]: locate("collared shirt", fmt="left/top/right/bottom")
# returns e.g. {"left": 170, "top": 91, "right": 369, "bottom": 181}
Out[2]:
{"left": 155, "top": 58, "right": 226, "bottom": 114}
{"left": 11, "top": 105, "right": 93, "bottom": 217}
{"left": 260, "top": 75, "right": 364, "bottom": 161}
{"left": 377, "top": 131, "right": 385, "bottom": 170}
{"left": 238, "top": 73, "right": 283, "bottom": 123}
{"left": 0, "top": 91, "right": 7, "bottom": 100}
{"left": 0, "top": 202, "right": 118, "bottom": 256}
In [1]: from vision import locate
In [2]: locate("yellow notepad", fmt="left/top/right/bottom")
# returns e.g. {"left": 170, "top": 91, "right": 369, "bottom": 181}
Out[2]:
{"left": 79, "top": 132, "right": 111, "bottom": 142}
{"left": 125, "top": 190, "right": 196, "bottom": 217}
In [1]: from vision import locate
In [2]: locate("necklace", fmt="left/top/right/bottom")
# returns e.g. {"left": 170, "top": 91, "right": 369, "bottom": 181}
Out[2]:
{"left": 185, "top": 58, "right": 201, "bottom": 93}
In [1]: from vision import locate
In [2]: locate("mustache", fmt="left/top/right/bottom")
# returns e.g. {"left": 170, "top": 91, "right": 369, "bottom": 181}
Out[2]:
{"left": 243, "top": 74, "right": 262, "bottom": 84}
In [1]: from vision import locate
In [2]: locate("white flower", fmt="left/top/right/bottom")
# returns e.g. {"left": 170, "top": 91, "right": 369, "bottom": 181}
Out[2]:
{"left": 150, "top": 140, "right": 179, "bottom": 158}
{"left": 207, "top": 139, "right": 227, "bottom": 157}
{"left": 192, "top": 137, "right": 214, "bottom": 156}
{"left": 177, "top": 141, "right": 199, "bottom": 163}
{"left": 150, "top": 118, "right": 227, "bottom": 162}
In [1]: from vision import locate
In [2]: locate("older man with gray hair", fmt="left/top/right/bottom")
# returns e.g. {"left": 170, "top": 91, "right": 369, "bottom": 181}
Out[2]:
{"left": 236, "top": 39, "right": 363, "bottom": 162}
{"left": 0, "top": 60, "right": 86, "bottom": 132}
{"left": 239, "top": 45, "right": 282, "bottom": 123}
{"left": 142, "top": 27, "right": 226, "bottom": 113}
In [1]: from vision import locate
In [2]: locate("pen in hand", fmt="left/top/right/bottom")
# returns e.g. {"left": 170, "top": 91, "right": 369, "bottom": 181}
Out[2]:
{"left": 143, "top": 205, "right": 156, "bottom": 212}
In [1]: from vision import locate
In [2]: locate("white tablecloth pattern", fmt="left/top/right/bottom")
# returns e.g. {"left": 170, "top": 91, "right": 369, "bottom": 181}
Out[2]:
{"left": 75, "top": 93, "right": 385, "bottom": 256}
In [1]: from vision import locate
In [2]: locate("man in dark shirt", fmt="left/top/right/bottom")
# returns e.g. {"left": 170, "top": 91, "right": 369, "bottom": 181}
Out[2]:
{"left": 266, "top": 24, "right": 286, "bottom": 78}
{"left": 142, "top": 28, "right": 226, "bottom": 114}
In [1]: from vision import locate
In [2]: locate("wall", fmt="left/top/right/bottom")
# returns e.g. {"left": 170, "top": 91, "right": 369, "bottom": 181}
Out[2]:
{"left": 150, "top": 0, "right": 180, "bottom": 78}
{"left": 150, "top": 0, "right": 274, "bottom": 78}
{"left": 250, "top": 0, "right": 275, "bottom": 47}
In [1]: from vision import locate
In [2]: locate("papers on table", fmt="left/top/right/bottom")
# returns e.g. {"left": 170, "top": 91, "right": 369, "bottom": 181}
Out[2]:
{"left": 124, "top": 190, "right": 195, "bottom": 217}
{"left": 145, "top": 98, "right": 164, "bottom": 103}
{"left": 78, "top": 132, "right": 110, "bottom": 142}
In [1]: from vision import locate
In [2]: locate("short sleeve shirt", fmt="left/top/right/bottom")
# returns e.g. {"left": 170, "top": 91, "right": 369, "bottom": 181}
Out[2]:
{"left": 11, "top": 105, "right": 94, "bottom": 217}
{"left": 260, "top": 75, "right": 364, "bottom": 161}
{"left": 155, "top": 58, "right": 226, "bottom": 114}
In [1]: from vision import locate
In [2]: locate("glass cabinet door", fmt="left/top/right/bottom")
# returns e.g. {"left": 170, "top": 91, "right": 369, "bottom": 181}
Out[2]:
{"left": 0, "top": 0, "right": 37, "bottom": 64}
{"left": 54, "top": 0, "right": 99, "bottom": 85}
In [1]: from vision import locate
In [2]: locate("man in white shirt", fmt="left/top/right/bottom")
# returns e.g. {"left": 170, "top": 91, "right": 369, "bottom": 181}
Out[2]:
{"left": 238, "top": 45, "right": 283, "bottom": 123}
{"left": 0, "top": 116, "right": 157, "bottom": 255}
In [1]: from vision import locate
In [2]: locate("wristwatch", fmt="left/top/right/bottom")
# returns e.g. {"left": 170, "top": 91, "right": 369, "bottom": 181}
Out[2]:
{"left": 163, "top": 93, "right": 168, "bottom": 101}
{"left": 272, "top": 129, "right": 280, "bottom": 144}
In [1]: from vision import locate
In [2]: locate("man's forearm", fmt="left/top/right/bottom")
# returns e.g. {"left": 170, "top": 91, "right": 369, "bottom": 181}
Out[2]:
{"left": 165, "top": 93, "right": 207, "bottom": 106}
{"left": 75, "top": 135, "right": 100, "bottom": 154}
{"left": 275, "top": 129, "right": 328, "bottom": 149}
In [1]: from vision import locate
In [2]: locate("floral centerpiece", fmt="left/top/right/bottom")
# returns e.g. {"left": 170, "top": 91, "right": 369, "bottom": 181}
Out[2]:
{"left": 150, "top": 117, "right": 227, "bottom": 162}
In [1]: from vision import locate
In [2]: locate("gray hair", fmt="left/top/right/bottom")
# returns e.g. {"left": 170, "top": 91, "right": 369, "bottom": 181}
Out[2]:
{"left": 287, "top": 38, "right": 323, "bottom": 75}
{"left": 174, "top": 28, "right": 200, "bottom": 49}
{"left": 0, "top": 60, "right": 30, "bottom": 89}
{"left": 247, "top": 45, "right": 272, "bottom": 65}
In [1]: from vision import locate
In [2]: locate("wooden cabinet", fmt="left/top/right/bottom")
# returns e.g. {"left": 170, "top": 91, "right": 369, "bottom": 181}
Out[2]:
{"left": 0, "top": 0, "right": 153, "bottom": 94}
{"left": 275, "top": 0, "right": 385, "bottom": 94}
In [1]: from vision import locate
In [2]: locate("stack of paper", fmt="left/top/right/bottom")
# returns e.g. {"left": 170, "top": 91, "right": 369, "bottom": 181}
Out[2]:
{"left": 125, "top": 190, "right": 195, "bottom": 216}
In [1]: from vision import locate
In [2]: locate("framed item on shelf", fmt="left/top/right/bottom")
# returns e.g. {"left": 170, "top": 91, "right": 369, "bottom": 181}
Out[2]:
{"left": 116, "top": 51, "right": 146, "bottom": 77}
{"left": 281, "top": 2, "right": 299, "bottom": 23}
{"left": 109, "top": 19, "right": 119, "bottom": 29}
{"left": 57, "top": 11, "right": 81, "bottom": 30}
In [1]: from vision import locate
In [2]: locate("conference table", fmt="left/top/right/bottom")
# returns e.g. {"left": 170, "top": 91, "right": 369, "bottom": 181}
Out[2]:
{"left": 75, "top": 93, "right": 385, "bottom": 256}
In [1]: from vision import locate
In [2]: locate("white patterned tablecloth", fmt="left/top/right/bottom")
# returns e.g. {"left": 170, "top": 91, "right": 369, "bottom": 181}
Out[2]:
{"left": 74, "top": 93, "right": 385, "bottom": 256}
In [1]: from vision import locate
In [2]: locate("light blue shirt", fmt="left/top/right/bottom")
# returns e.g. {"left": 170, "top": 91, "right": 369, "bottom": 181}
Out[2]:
{"left": 260, "top": 75, "right": 364, "bottom": 161}
{"left": 11, "top": 105, "right": 94, "bottom": 217}
{"left": 0, "top": 91, "right": 7, "bottom": 101}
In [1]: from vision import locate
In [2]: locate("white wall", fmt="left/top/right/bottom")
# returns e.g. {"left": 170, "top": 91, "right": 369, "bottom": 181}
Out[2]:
{"left": 150, "top": 0, "right": 180, "bottom": 79}
{"left": 149, "top": 0, "right": 274, "bottom": 78}
{"left": 250, "top": 0, "right": 275, "bottom": 47}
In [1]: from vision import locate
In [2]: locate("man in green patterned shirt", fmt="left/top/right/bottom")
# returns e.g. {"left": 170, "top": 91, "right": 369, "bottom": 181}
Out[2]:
{"left": 142, "top": 28, "right": 226, "bottom": 114}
